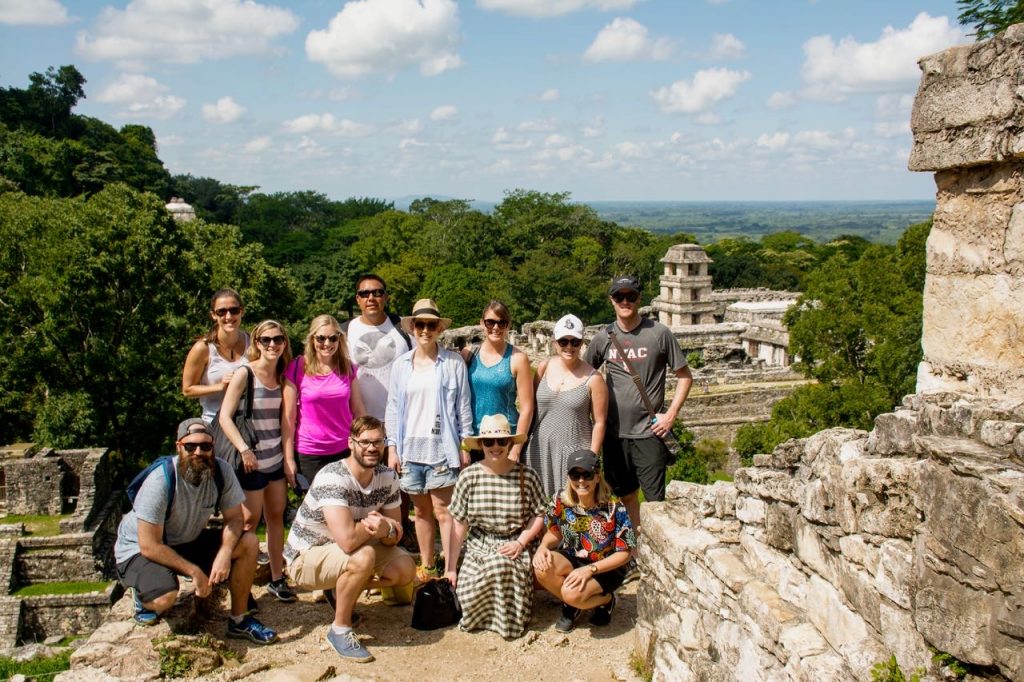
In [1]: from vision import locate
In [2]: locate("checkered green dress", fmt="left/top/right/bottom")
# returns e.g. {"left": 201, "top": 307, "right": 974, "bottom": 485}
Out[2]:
{"left": 449, "top": 462, "right": 547, "bottom": 639}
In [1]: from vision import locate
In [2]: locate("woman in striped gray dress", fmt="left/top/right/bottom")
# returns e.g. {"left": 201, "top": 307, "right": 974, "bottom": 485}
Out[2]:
{"left": 220, "top": 319, "right": 295, "bottom": 603}
{"left": 445, "top": 414, "right": 546, "bottom": 639}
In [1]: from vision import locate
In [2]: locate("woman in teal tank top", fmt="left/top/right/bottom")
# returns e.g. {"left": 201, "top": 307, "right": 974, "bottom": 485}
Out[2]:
{"left": 462, "top": 301, "right": 535, "bottom": 462}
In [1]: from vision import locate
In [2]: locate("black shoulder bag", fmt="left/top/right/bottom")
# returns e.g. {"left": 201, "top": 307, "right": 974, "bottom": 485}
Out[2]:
{"left": 211, "top": 366, "right": 259, "bottom": 469}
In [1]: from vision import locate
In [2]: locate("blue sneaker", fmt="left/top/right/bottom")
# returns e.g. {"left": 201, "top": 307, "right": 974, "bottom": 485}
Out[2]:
{"left": 327, "top": 627, "right": 374, "bottom": 663}
{"left": 227, "top": 615, "right": 278, "bottom": 645}
{"left": 133, "top": 590, "right": 159, "bottom": 626}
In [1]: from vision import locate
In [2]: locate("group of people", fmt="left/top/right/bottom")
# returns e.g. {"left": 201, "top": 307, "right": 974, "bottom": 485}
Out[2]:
{"left": 115, "top": 272, "right": 693, "bottom": 663}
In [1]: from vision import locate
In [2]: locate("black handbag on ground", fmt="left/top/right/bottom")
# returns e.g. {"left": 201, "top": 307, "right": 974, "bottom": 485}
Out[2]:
{"left": 211, "top": 366, "right": 258, "bottom": 469}
{"left": 411, "top": 578, "right": 462, "bottom": 630}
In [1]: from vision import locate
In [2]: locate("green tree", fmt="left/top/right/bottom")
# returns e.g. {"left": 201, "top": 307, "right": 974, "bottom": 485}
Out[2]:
{"left": 958, "top": 0, "right": 1024, "bottom": 39}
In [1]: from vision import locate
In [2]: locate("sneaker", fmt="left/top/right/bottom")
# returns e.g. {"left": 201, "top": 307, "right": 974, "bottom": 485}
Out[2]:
{"left": 257, "top": 551, "right": 270, "bottom": 566}
{"left": 622, "top": 558, "right": 641, "bottom": 585}
{"left": 590, "top": 593, "right": 616, "bottom": 626}
{"left": 133, "top": 590, "right": 159, "bottom": 626}
{"left": 267, "top": 578, "right": 297, "bottom": 603}
{"left": 323, "top": 590, "right": 362, "bottom": 627}
{"left": 554, "top": 603, "right": 581, "bottom": 633}
{"left": 247, "top": 592, "right": 259, "bottom": 614}
{"left": 227, "top": 614, "right": 278, "bottom": 645}
{"left": 326, "top": 628, "right": 374, "bottom": 663}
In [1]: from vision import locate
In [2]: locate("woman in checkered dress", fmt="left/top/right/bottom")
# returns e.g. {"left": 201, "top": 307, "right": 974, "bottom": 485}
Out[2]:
{"left": 446, "top": 414, "right": 546, "bottom": 639}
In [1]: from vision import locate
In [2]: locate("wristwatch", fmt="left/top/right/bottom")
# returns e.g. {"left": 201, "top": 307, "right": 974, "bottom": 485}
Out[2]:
{"left": 589, "top": 564, "right": 599, "bottom": 574}
{"left": 386, "top": 523, "right": 397, "bottom": 540}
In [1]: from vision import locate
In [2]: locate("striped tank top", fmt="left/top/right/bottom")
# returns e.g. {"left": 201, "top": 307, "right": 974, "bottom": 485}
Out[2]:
{"left": 251, "top": 372, "right": 283, "bottom": 473}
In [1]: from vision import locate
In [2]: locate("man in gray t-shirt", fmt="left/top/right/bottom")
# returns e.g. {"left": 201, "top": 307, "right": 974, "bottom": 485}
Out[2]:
{"left": 585, "top": 275, "right": 693, "bottom": 530}
{"left": 115, "top": 418, "right": 277, "bottom": 644}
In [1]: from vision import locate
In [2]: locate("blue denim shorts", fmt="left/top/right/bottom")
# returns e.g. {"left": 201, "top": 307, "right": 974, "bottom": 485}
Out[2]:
{"left": 400, "top": 461, "right": 459, "bottom": 495}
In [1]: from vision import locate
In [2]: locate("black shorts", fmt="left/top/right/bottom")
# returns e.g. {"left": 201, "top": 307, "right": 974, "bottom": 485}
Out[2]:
{"left": 296, "top": 451, "right": 348, "bottom": 486}
{"left": 235, "top": 464, "right": 285, "bottom": 491}
{"left": 557, "top": 550, "right": 627, "bottom": 596}
{"left": 602, "top": 435, "right": 670, "bottom": 502}
{"left": 116, "top": 528, "right": 224, "bottom": 603}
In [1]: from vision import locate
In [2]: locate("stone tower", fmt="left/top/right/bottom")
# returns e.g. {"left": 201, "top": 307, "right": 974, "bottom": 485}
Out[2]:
{"left": 653, "top": 244, "right": 716, "bottom": 327}
{"left": 165, "top": 197, "right": 196, "bottom": 222}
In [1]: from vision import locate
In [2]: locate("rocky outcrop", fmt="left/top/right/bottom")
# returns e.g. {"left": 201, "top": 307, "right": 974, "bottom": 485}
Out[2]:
{"left": 636, "top": 393, "right": 1024, "bottom": 681}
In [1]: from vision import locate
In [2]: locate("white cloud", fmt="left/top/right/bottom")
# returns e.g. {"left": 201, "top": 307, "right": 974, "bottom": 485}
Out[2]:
{"left": 282, "top": 113, "right": 374, "bottom": 136}
{"left": 76, "top": 0, "right": 298, "bottom": 64}
{"left": 0, "top": 0, "right": 70, "bottom": 25}
{"left": 476, "top": 0, "right": 639, "bottom": 18}
{"left": 583, "top": 17, "right": 672, "bottom": 63}
{"left": 650, "top": 68, "right": 750, "bottom": 114}
{"left": 874, "top": 121, "right": 910, "bottom": 138}
{"left": 756, "top": 132, "right": 789, "bottom": 150}
{"left": 390, "top": 119, "right": 424, "bottom": 134}
{"left": 766, "top": 91, "right": 796, "bottom": 109}
{"left": 492, "top": 127, "right": 533, "bottom": 151}
{"left": 94, "top": 73, "right": 186, "bottom": 120}
{"left": 306, "top": 0, "right": 462, "bottom": 78}
{"left": 517, "top": 118, "right": 559, "bottom": 133}
{"left": 430, "top": 105, "right": 458, "bottom": 121}
{"left": 244, "top": 136, "right": 272, "bottom": 152}
{"left": 801, "top": 12, "right": 964, "bottom": 98}
{"left": 538, "top": 88, "right": 560, "bottom": 102}
{"left": 695, "top": 112, "right": 721, "bottom": 125}
{"left": 399, "top": 138, "right": 428, "bottom": 150}
{"left": 616, "top": 141, "right": 648, "bottom": 159}
{"left": 202, "top": 96, "right": 245, "bottom": 124}
{"left": 708, "top": 33, "right": 745, "bottom": 60}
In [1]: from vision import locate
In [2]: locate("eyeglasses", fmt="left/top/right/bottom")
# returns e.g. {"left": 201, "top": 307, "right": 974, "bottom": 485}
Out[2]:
{"left": 611, "top": 292, "right": 639, "bottom": 303}
{"left": 357, "top": 288, "right": 387, "bottom": 299}
{"left": 568, "top": 469, "right": 595, "bottom": 481}
{"left": 481, "top": 437, "right": 510, "bottom": 447}
{"left": 314, "top": 334, "right": 340, "bottom": 345}
{"left": 556, "top": 338, "right": 583, "bottom": 348}
{"left": 353, "top": 438, "right": 385, "bottom": 449}
{"left": 414, "top": 320, "right": 439, "bottom": 332}
{"left": 483, "top": 319, "right": 510, "bottom": 330}
{"left": 180, "top": 441, "right": 214, "bottom": 453}
{"left": 257, "top": 335, "right": 286, "bottom": 347}
{"left": 213, "top": 306, "right": 242, "bottom": 317}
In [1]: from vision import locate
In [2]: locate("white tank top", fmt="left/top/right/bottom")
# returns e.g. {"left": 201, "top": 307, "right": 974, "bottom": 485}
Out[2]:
{"left": 199, "top": 333, "right": 250, "bottom": 423}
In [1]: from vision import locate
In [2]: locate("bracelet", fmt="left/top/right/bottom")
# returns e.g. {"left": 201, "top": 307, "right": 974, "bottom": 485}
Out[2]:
{"left": 514, "top": 539, "right": 525, "bottom": 549}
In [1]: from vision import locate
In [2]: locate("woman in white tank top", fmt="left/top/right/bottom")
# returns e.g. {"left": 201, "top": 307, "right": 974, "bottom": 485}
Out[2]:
{"left": 182, "top": 288, "right": 250, "bottom": 423}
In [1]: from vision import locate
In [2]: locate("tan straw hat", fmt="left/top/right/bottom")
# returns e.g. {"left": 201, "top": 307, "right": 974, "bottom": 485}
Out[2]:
{"left": 462, "top": 414, "right": 528, "bottom": 450}
{"left": 401, "top": 298, "right": 452, "bottom": 334}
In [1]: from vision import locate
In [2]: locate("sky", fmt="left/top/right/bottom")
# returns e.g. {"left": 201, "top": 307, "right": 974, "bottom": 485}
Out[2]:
{"left": 0, "top": 0, "right": 970, "bottom": 203}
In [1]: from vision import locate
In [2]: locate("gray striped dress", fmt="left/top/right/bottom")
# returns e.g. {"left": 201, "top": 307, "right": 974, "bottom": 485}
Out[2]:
{"left": 522, "top": 370, "right": 596, "bottom": 499}
{"left": 251, "top": 373, "right": 283, "bottom": 473}
{"left": 449, "top": 462, "right": 546, "bottom": 639}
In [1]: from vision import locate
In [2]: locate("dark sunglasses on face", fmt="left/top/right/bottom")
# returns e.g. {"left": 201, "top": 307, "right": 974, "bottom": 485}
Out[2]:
{"left": 481, "top": 437, "right": 510, "bottom": 447}
{"left": 314, "top": 334, "right": 340, "bottom": 345}
{"left": 556, "top": 338, "right": 583, "bottom": 348}
{"left": 213, "top": 306, "right": 242, "bottom": 317}
{"left": 414, "top": 320, "right": 439, "bottom": 331}
{"left": 357, "top": 288, "right": 387, "bottom": 299}
{"left": 483, "top": 318, "right": 510, "bottom": 330}
{"left": 181, "top": 441, "right": 214, "bottom": 453}
{"left": 612, "top": 292, "right": 640, "bottom": 303}
{"left": 568, "top": 469, "right": 595, "bottom": 481}
{"left": 257, "top": 335, "right": 286, "bottom": 347}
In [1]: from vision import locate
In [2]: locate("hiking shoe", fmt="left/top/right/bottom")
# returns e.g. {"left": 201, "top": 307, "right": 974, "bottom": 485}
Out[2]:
{"left": 133, "top": 591, "right": 159, "bottom": 626}
{"left": 590, "top": 593, "right": 616, "bottom": 626}
{"left": 227, "top": 614, "right": 278, "bottom": 645}
{"left": 257, "top": 550, "right": 270, "bottom": 566}
{"left": 323, "top": 589, "right": 362, "bottom": 626}
{"left": 326, "top": 628, "right": 374, "bottom": 663}
{"left": 622, "top": 558, "right": 641, "bottom": 585}
{"left": 247, "top": 592, "right": 259, "bottom": 614}
{"left": 267, "top": 578, "right": 297, "bottom": 603}
{"left": 554, "top": 603, "right": 581, "bottom": 633}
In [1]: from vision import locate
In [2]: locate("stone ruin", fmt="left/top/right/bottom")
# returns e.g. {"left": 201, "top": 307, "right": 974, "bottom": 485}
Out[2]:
{"left": 635, "top": 26, "right": 1024, "bottom": 681}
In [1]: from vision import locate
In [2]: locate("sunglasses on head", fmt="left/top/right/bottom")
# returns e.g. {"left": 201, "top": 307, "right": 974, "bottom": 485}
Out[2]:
{"left": 314, "top": 334, "right": 340, "bottom": 345}
{"left": 483, "top": 318, "right": 510, "bottom": 330}
{"left": 611, "top": 292, "right": 639, "bottom": 303}
{"left": 481, "top": 437, "right": 510, "bottom": 447}
{"left": 414, "top": 320, "right": 439, "bottom": 331}
{"left": 556, "top": 338, "right": 583, "bottom": 348}
{"left": 356, "top": 288, "right": 387, "bottom": 299}
{"left": 257, "top": 334, "right": 286, "bottom": 347}
{"left": 180, "top": 441, "right": 214, "bottom": 453}
{"left": 568, "top": 469, "right": 595, "bottom": 481}
{"left": 213, "top": 306, "right": 242, "bottom": 317}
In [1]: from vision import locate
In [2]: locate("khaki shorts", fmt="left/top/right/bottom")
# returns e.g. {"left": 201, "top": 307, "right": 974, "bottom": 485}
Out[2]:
{"left": 287, "top": 542, "right": 410, "bottom": 591}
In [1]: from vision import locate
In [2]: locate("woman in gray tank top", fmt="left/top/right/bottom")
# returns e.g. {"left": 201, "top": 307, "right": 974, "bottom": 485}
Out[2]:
{"left": 182, "top": 288, "right": 250, "bottom": 423}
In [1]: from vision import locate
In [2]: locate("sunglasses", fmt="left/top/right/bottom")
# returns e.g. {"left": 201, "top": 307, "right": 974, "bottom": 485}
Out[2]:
{"left": 353, "top": 438, "right": 385, "bottom": 449}
{"left": 180, "top": 441, "right": 214, "bottom": 453}
{"left": 556, "top": 338, "right": 583, "bottom": 348}
{"left": 481, "top": 437, "right": 510, "bottom": 447}
{"left": 483, "top": 318, "right": 510, "bottom": 330}
{"left": 568, "top": 469, "right": 595, "bottom": 481}
{"left": 314, "top": 334, "right": 340, "bottom": 345}
{"left": 611, "top": 292, "right": 640, "bottom": 303}
{"left": 213, "top": 306, "right": 242, "bottom": 317}
{"left": 414, "top": 320, "right": 439, "bottom": 332}
{"left": 357, "top": 288, "right": 387, "bottom": 299}
{"left": 257, "top": 335, "right": 287, "bottom": 347}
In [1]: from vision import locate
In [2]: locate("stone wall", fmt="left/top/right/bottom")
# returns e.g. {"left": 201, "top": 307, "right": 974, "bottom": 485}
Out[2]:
{"left": 15, "top": 535, "right": 106, "bottom": 584}
{"left": 19, "top": 590, "right": 113, "bottom": 644}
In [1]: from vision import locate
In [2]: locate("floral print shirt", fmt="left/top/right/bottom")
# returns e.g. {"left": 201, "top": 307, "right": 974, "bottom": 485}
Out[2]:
{"left": 545, "top": 494, "right": 637, "bottom": 562}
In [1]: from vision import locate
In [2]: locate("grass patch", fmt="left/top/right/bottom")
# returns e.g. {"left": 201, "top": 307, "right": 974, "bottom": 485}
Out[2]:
{"left": 0, "top": 514, "right": 70, "bottom": 536}
{"left": 0, "top": 649, "right": 70, "bottom": 680}
{"left": 709, "top": 471, "right": 733, "bottom": 483}
{"left": 14, "top": 580, "right": 112, "bottom": 597}
{"left": 628, "top": 652, "right": 653, "bottom": 682}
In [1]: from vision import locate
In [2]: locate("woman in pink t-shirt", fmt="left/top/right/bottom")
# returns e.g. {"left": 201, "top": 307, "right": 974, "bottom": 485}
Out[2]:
{"left": 282, "top": 314, "right": 366, "bottom": 489}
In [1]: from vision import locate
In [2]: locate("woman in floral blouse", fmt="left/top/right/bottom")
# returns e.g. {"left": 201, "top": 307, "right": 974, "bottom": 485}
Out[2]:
{"left": 532, "top": 449, "right": 636, "bottom": 633}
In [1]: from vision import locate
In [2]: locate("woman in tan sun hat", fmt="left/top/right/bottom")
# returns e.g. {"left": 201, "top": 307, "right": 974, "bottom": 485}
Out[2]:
{"left": 445, "top": 414, "right": 545, "bottom": 639}
{"left": 385, "top": 299, "right": 472, "bottom": 583}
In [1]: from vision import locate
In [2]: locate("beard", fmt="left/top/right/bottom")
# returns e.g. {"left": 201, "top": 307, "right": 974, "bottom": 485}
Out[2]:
{"left": 180, "top": 454, "right": 215, "bottom": 486}
{"left": 351, "top": 449, "right": 380, "bottom": 469}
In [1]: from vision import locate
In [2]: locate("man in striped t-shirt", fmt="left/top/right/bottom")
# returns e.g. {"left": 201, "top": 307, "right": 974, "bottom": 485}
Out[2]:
{"left": 284, "top": 416, "right": 415, "bottom": 663}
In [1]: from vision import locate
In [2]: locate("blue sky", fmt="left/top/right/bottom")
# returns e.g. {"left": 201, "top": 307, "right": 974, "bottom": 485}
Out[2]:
{"left": 0, "top": 0, "right": 968, "bottom": 202}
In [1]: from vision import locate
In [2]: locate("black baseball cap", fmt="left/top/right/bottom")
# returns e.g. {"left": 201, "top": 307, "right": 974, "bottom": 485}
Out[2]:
{"left": 566, "top": 449, "right": 599, "bottom": 473}
{"left": 609, "top": 276, "right": 641, "bottom": 295}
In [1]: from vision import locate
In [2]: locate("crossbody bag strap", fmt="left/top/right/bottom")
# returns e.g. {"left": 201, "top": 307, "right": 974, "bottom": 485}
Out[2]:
{"left": 243, "top": 365, "right": 255, "bottom": 419}
{"left": 606, "top": 326, "right": 659, "bottom": 421}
